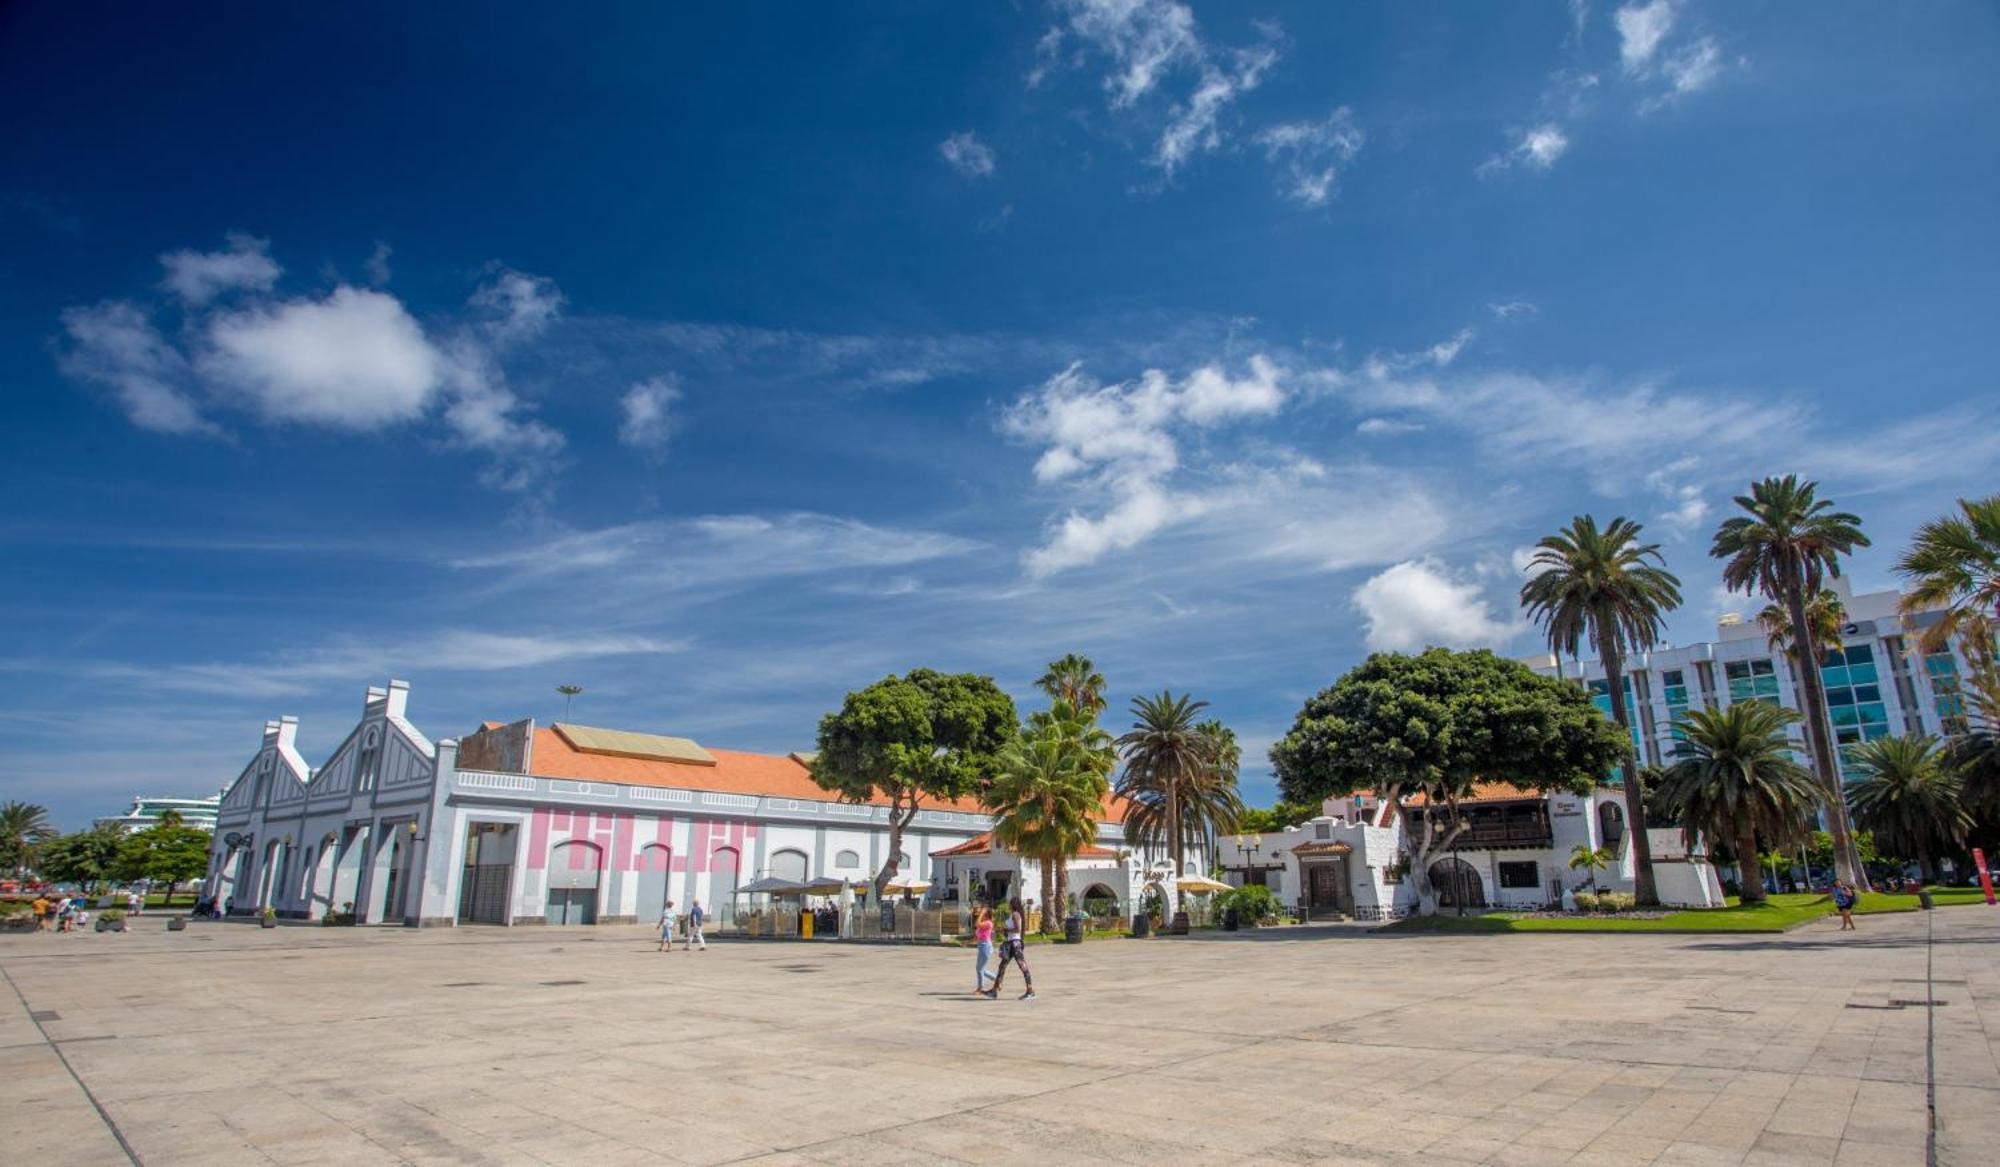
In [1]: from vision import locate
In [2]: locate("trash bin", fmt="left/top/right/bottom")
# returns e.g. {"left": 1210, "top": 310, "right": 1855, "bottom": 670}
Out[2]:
{"left": 1064, "top": 914, "right": 1084, "bottom": 944}
{"left": 1222, "top": 907, "right": 1239, "bottom": 931}
{"left": 1918, "top": 889, "right": 1934, "bottom": 910}
{"left": 1131, "top": 912, "right": 1152, "bottom": 938}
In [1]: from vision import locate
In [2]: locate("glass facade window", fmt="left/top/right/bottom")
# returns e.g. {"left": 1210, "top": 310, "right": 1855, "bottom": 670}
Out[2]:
{"left": 1588, "top": 677, "right": 1642, "bottom": 781}
{"left": 1725, "top": 659, "right": 1781, "bottom": 704}
{"left": 1819, "top": 644, "right": 1890, "bottom": 754}
{"left": 1662, "top": 668, "right": 1689, "bottom": 739}
{"left": 1926, "top": 651, "right": 1967, "bottom": 733}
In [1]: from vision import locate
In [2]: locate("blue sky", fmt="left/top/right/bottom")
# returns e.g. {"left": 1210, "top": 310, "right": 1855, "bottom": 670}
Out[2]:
{"left": 4, "top": 2, "right": 1997, "bottom": 827}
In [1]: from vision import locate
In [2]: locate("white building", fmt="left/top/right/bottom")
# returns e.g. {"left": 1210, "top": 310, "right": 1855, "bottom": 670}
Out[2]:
{"left": 1522, "top": 579, "right": 1979, "bottom": 778}
{"left": 98, "top": 793, "right": 223, "bottom": 834}
{"left": 206, "top": 679, "right": 1181, "bottom": 927}
{"left": 1216, "top": 788, "right": 1725, "bottom": 918}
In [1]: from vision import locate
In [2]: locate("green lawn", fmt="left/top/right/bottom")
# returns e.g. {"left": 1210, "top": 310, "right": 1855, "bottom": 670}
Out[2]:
{"left": 1385, "top": 888, "right": 1994, "bottom": 935}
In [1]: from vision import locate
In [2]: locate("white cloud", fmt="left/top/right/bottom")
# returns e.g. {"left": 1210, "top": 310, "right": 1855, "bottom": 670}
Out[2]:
{"left": 434, "top": 336, "right": 565, "bottom": 492}
{"left": 470, "top": 268, "right": 564, "bottom": 344}
{"left": 1355, "top": 416, "right": 1424, "bottom": 437}
{"left": 1004, "top": 355, "right": 1288, "bottom": 575}
{"left": 365, "top": 241, "right": 393, "bottom": 285}
{"left": 1352, "top": 559, "right": 1522, "bottom": 653}
{"left": 1480, "top": 124, "right": 1570, "bottom": 175}
{"left": 158, "top": 233, "right": 282, "bottom": 305}
{"left": 1646, "top": 462, "right": 1709, "bottom": 535}
{"left": 938, "top": 131, "right": 996, "bottom": 178}
{"left": 1645, "top": 36, "right": 1726, "bottom": 109}
{"left": 199, "top": 286, "right": 442, "bottom": 429}
{"left": 1060, "top": 0, "right": 1203, "bottom": 108}
{"left": 619, "top": 376, "right": 681, "bottom": 452}
{"left": 1615, "top": 0, "right": 1676, "bottom": 72}
{"left": 57, "top": 301, "right": 218, "bottom": 437}
{"left": 1511, "top": 545, "right": 1550, "bottom": 577}
{"left": 1489, "top": 300, "right": 1539, "bottom": 320}
{"left": 1254, "top": 107, "right": 1364, "bottom": 207}
{"left": 1053, "top": 0, "right": 1280, "bottom": 176}
{"left": 1428, "top": 328, "right": 1474, "bottom": 367}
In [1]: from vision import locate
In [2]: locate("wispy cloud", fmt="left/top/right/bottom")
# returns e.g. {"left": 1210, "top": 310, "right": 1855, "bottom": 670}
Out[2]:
{"left": 159, "top": 233, "right": 282, "bottom": 305}
{"left": 938, "top": 131, "right": 997, "bottom": 178}
{"left": 1479, "top": 124, "right": 1571, "bottom": 176}
{"left": 1254, "top": 107, "right": 1364, "bottom": 207}
{"left": 618, "top": 375, "right": 681, "bottom": 454}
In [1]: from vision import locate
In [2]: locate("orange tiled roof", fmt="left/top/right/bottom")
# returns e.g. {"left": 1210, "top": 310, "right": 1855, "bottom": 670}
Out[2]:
{"left": 931, "top": 829, "right": 1118, "bottom": 860}
{"left": 1402, "top": 782, "right": 1542, "bottom": 807}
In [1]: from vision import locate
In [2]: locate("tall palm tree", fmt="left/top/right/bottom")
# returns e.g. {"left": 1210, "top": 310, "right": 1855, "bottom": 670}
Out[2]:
{"left": 1036, "top": 653, "right": 1108, "bottom": 717}
{"left": 1116, "top": 692, "right": 1242, "bottom": 931}
{"left": 1895, "top": 494, "right": 2000, "bottom": 654}
{"left": 1711, "top": 475, "right": 1871, "bottom": 884}
{"left": 1759, "top": 587, "right": 1846, "bottom": 664}
{"left": 983, "top": 712, "right": 1109, "bottom": 933}
{"left": 1658, "top": 704, "right": 1823, "bottom": 905}
{"left": 1521, "top": 515, "right": 1682, "bottom": 906}
{"left": 0, "top": 801, "right": 56, "bottom": 879}
{"left": 1021, "top": 695, "right": 1116, "bottom": 928}
{"left": 1845, "top": 735, "right": 1969, "bottom": 884}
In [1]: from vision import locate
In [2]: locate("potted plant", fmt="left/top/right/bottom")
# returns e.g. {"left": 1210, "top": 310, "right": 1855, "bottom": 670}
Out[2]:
{"left": 95, "top": 909, "right": 127, "bottom": 933}
{"left": 167, "top": 916, "right": 187, "bottom": 931}
{"left": 259, "top": 907, "right": 278, "bottom": 928}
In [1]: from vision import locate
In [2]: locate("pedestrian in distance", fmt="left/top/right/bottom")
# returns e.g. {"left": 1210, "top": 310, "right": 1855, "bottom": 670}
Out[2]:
{"left": 971, "top": 904, "right": 995, "bottom": 993}
{"left": 1832, "top": 881, "right": 1858, "bottom": 931}
{"left": 685, "top": 900, "right": 706, "bottom": 951}
{"left": 658, "top": 899, "right": 677, "bottom": 952}
{"left": 984, "top": 896, "right": 1036, "bottom": 1001}
{"left": 32, "top": 895, "right": 51, "bottom": 932}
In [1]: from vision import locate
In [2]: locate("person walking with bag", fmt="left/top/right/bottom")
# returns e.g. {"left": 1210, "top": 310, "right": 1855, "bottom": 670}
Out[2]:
{"left": 983, "top": 896, "right": 1036, "bottom": 1001}
{"left": 684, "top": 900, "right": 707, "bottom": 951}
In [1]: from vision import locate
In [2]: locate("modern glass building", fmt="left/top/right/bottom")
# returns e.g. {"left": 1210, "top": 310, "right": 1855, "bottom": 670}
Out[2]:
{"left": 1524, "top": 579, "right": 1981, "bottom": 781}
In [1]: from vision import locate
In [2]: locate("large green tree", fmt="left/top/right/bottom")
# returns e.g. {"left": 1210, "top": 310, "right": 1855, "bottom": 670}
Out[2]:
{"left": 1655, "top": 703, "right": 1822, "bottom": 905}
{"left": 0, "top": 801, "right": 56, "bottom": 879}
{"left": 1521, "top": 514, "right": 1683, "bottom": 906}
{"left": 811, "top": 668, "right": 1017, "bottom": 897}
{"left": 1758, "top": 587, "right": 1846, "bottom": 665}
{"left": 116, "top": 822, "right": 213, "bottom": 902}
{"left": 1711, "top": 475, "right": 1870, "bottom": 884}
{"left": 36, "top": 823, "right": 131, "bottom": 894}
{"left": 1036, "top": 653, "right": 1108, "bottom": 717}
{"left": 1234, "top": 800, "right": 1325, "bottom": 834}
{"left": 1271, "top": 649, "right": 1630, "bottom": 915}
{"left": 1023, "top": 657, "right": 1117, "bottom": 926}
{"left": 983, "top": 701, "right": 1112, "bottom": 931}
{"left": 1844, "top": 735, "right": 1969, "bottom": 884}
{"left": 1116, "top": 693, "right": 1243, "bottom": 930}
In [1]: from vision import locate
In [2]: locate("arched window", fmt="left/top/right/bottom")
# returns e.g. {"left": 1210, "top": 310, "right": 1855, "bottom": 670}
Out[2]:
{"left": 769, "top": 849, "right": 808, "bottom": 882}
{"left": 1598, "top": 801, "right": 1625, "bottom": 851}
{"left": 355, "top": 728, "right": 383, "bottom": 792}
{"left": 834, "top": 849, "right": 860, "bottom": 869}
{"left": 1428, "top": 858, "right": 1485, "bottom": 909}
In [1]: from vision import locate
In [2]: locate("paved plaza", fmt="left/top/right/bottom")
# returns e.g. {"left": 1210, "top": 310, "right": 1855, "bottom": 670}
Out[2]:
{"left": 3, "top": 910, "right": 1996, "bottom": 1166}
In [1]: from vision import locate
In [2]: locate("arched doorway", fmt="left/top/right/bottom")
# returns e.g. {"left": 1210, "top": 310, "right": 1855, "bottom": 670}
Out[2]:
{"left": 1080, "top": 882, "right": 1120, "bottom": 924}
{"left": 710, "top": 845, "right": 740, "bottom": 926}
{"left": 368, "top": 827, "right": 410, "bottom": 924}
{"left": 1429, "top": 857, "right": 1485, "bottom": 910}
{"left": 332, "top": 826, "right": 371, "bottom": 918}
{"left": 769, "top": 849, "right": 808, "bottom": 883}
{"left": 548, "top": 840, "right": 604, "bottom": 925}
{"left": 635, "top": 843, "right": 673, "bottom": 924}
{"left": 1598, "top": 801, "right": 1625, "bottom": 852}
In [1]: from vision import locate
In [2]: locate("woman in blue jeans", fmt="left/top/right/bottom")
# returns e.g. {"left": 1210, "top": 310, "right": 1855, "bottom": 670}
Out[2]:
{"left": 984, "top": 896, "right": 1036, "bottom": 1001}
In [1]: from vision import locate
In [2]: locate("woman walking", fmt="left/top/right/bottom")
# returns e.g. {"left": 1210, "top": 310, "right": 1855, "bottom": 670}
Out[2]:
{"left": 984, "top": 897, "right": 1036, "bottom": 1001}
{"left": 1832, "top": 881, "right": 1858, "bottom": 931}
{"left": 657, "top": 900, "right": 678, "bottom": 952}
{"left": 971, "top": 905, "right": 996, "bottom": 993}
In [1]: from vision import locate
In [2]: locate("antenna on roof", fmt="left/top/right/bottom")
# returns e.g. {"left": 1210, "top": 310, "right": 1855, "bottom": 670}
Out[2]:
{"left": 556, "top": 684, "right": 584, "bottom": 720}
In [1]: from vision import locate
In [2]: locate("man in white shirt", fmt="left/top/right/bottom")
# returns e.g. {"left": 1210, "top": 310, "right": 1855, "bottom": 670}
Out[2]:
{"left": 685, "top": 900, "right": 707, "bottom": 951}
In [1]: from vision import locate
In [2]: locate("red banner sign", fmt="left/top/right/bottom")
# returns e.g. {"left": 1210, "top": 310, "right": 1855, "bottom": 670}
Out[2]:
{"left": 1976, "top": 848, "right": 1996, "bottom": 906}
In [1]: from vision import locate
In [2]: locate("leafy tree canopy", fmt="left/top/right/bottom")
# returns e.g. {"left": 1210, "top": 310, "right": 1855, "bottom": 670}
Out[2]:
{"left": 1234, "top": 800, "right": 1324, "bottom": 834}
{"left": 117, "top": 823, "right": 211, "bottom": 890}
{"left": 37, "top": 824, "right": 131, "bottom": 892}
{"left": 812, "top": 668, "right": 1017, "bottom": 806}
{"left": 1271, "top": 648, "right": 1631, "bottom": 807}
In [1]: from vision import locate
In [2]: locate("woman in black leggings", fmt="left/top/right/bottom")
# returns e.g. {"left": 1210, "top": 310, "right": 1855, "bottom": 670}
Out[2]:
{"left": 984, "top": 895, "right": 1037, "bottom": 1000}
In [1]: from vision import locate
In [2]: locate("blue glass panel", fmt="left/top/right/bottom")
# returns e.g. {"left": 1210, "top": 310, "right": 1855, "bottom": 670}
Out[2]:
{"left": 1825, "top": 688, "right": 1854, "bottom": 706}
{"left": 1830, "top": 706, "right": 1859, "bottom": 727}
{"left": 1846, "top": 644, "right": 1874, "bottom": 664}
{"left": 1858, "top": 702, "right": 1887, "bottom": 724}
{"left": 1820, "top": 666, "right": 1849, "bottom": 688}
{"left": 1854, "top": 684, "right": 1881, "bottom": 703}
{"left": 1849, "top": 663, "right": 1878, "bottom": 685}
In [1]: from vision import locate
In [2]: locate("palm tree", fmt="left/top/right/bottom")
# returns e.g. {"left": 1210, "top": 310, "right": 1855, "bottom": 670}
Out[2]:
{"left": 0, "top": 801, "right": 56, "bottom": 879}
{"left": 1895, "top": 494, "right": 2000, "bottom": 655}
{"left": 1657, "top": 704, "right": 1823, "bottom": 905}
{"left": 556, "top": 684, "right": 584, "bottom": 719}
{"left": 1036, "top": 653, "right": 1108, "bottom": 717}
{"left": 1759, "top": 587, "right": 1846, "bottom": 665}
{"left": 1521, "top": 515, "right": 1682, "bottom": 906}
{"left": 1845, "top": 736, "right": 1969, "bottom": 884}
{"left": 1568, "top": 844, "right": 1613, "bottom": 894}
{"left": 1711, "top": 475, "right": 1871, "bottom": 884}
{"left": 1116, "top": 692, "right": 1243, "bottom": 932}
{"left": 983, "top": 712, "right": 1110, "bottom": 933}
{"left": 1021, "top": 694, "right": 1116, "bottom": 928}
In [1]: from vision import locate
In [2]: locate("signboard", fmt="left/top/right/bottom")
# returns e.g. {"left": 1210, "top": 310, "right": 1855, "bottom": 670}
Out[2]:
{"left": 1550, "top": 797, "right": 1584, "bottom": 818}
{"left": 1977, "top": 848, "right": 1996, "bottom": 907}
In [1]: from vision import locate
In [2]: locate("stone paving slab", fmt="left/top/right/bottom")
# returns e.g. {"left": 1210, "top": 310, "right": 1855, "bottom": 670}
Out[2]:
{"left": 0, "top": 906, "right": 1993, "bottom": 1165}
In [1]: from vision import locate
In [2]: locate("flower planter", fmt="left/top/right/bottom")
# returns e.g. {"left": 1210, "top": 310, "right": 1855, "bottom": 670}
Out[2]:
{"left": 260, "top": 916, "right": 277, "bottom": 928}
{"left": 167, "top": 918, "right": 187, "bottom": 931}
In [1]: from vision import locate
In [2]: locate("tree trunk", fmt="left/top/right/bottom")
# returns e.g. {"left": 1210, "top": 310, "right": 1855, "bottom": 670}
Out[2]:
{"left": 1599, "top": 637, "right": 1659, "bottom": 907}
{"left": 1784, "top": 581, "right": 1864, "bottom": 885}
{"left": 876, "top": 794, "right": 914, "bottom": 900}
{"left": 1736, "top": 826, "right": 1765, "bottom": 905}
{"left": 1166, "top": 783, "right": 1187, "bottom": 930}
{"left": 1048, "top": 855, "right": 1064, "bottom": 931}
{"left": 1053, "top": 860, "right": 1069, "bottom": 927}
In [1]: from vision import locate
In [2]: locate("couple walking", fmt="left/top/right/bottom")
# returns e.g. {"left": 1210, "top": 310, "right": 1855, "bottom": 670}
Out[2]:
{"left": 657, "top": 900, "right": 708, "bottom": 952}
{"left": 971, "top": 898, "right": 1035, "bottom": 1001}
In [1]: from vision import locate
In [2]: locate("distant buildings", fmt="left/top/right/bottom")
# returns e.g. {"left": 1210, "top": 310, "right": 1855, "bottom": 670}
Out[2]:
{"left": 1521, "top": 579, "right": 1977, "bottom": 779}
{"left": 98, "top": 794, "right": 222, "bottom": 834}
